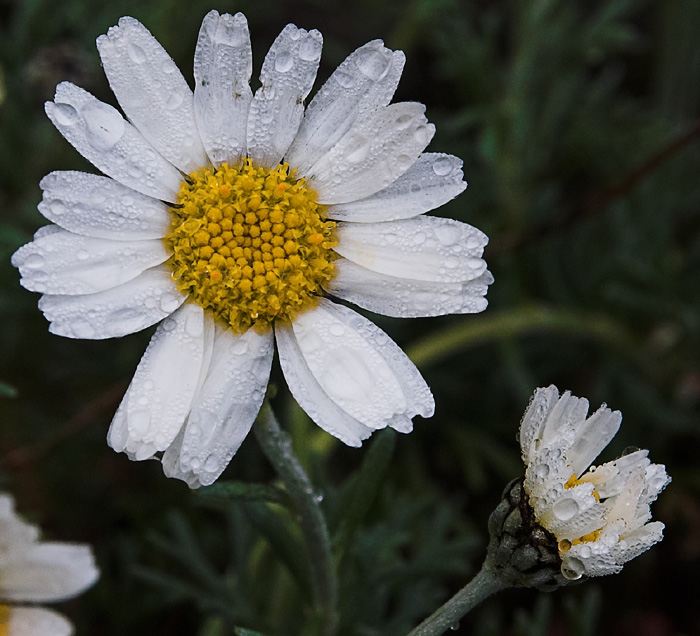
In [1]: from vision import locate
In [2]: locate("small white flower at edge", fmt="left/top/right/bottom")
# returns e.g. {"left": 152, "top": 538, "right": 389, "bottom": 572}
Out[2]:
{"left": 520, "top": 385, "right": 670, "bottom": 581}
{"left": 0, "top": 494, "right": 99, "bottom": 636}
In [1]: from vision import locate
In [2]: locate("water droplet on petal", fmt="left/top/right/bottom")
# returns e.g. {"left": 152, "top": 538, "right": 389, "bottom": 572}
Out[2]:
{"left": 355, "top": 47, "right": 391, "bottom": 81}
{"left": 553, "top": 498, "right": 579, "bottom": 521}
{"left": 81, "top": 102, "right": 126, "bottom": 151}
{"left": 53, "top": 103, "right": 79, "bottom": 126}
{"left": 299, "top": 38, "right": 321, "bottom": 62}
{"left": 432, "top": 156, "right": 454, "bottom": 176}
{"left": 335, "top": 70, "right": 355, "bottom": 89}
{"left": 129, "top": 410, "right": 151, "bottom": 436}
{"left": 76, "top": 249, "right": 90, "bottom": 260}
{"left": 126, "top": 41, "right": 147, "bottom": 64}
{"left": 204, "top": 455, "right": 219, "bottom": 472}
{"left": 329, "top": 323, "right": 345, "bottom": 337}
{"left": 275, "top": 51, "right": 294, "bottom": 73}
{"left": 23, "top": 253, "right": 45, "bottom": 269}
{"left": 165, "top": 92, "right": 184, "bottom": 111}
{"left": 534, "top": 463, "right": 550, "bottom": 479}
{"left": 561, "top": 556, "right": 585, "bottom": 580}
{"left": 160, "top": 293, "right": 182, "bottom": 314}
{"left": 346, "top": 135, "right": 369, "bottom": 163}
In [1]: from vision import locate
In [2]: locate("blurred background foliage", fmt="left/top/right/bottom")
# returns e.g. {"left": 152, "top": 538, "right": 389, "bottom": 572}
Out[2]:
{"left": 1, "top": 0, "right": 699, "bottom": 634}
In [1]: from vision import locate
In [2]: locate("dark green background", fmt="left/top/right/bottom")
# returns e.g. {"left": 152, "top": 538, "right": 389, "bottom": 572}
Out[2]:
{"left": 1, "top": 0, "right": 699, "bottom": 634}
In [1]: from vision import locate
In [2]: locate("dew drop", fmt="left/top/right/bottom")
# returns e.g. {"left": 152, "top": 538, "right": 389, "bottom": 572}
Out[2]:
{"left": 335, "top": 70, "right": 355, "bottom": 89}
{"left": 204, "top": 455, "right": 219, "bottom": 472}
{"left": 533, "top": 463, "right": 550, "bottom": 479}
{"left": 561, "top": 556, "right": 585, "bottom": 580}
{"left": 49, "top": 201, "right": 66, "bottom": 216}
{"left": 160, "top": 293, "right": 182, "bottom": 313}
{"left": 395, "top": 154, "right": 413, "bottom": 172}
{"left": 578, "top": 545, "right": 592, "bottom": 559}
{"left": 275, "top": 51, "right": 294, "bottom": 73}
{"left": 129, "top": 410, "right": 151, "bottom": 436}
{"left": 329, "top": 323, "right": 345, "bottom": 337}
{"left": 121, "top": 195, "right": 134, "bottom": 207}
{"left": 355, "top": 47, "right": 391, "bottom": 81}
{"left": 165, "top": 92, "right": 184, "bottom": 111}
{"left": 553, "top": 498, "right": 579, "bottom": 521}
{"left": 81, "top": 102, "right": 126, "bottom": 151}
{"left": 299, "top": 38, "right": 321, "bottom": 62}
{"left": 23, "top": 253, "right": 45, "bottom": 269}
{"left": 395, "top": 113, "right": 413, "bottom": 129}
{"left": 126, "top": 41, "right": 147, "bottom": 64}
{"left": 449, "top": 622, "right": 460, "bottom": 631}
{"left": 345, "top": 135, "right": 369, "bottom": 163}
{"left": 76, "top": 249, "right": 90, "bottom": 260}
{"left": 434, "top": 224, "right": 462, "bottom": 246}
{"left": 53, "top": 103, "right": 79, "bottom": 126}
{"left": 412, "top": 232, "right": 426, "bottom": 245}
{"left": 432, "top": 156, "right": 454, "bottom": 176}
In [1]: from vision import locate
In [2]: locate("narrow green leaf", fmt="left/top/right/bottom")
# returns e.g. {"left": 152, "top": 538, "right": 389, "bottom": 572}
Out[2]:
{"left": 199, "top": 481, "right": 290, "bottom": 507}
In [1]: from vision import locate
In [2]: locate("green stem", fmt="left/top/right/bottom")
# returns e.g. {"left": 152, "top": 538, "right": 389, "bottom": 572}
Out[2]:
{"left": 254, "top": 403, "right": 339, "bottom": 636}
{"left": 405, "top": 566, "right": 505, "bottom": 636}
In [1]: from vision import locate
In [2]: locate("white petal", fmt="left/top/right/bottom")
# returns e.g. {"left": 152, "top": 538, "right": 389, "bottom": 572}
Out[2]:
{"left": 38, "top": 171, "right": 171, "bottom": 240}
{"left": 45, "top": 83, "right": 182, "bottom": 202}
{"left": 309, "top": 102, "right": 435, "bottom": 204}
{"left": 194, "top": 11, "right": 253, "bottom": 166}
{"left": 541, "top": 391, "right": 590, "bottom": 448}
{"left": 8, "top": 607, "right": 73, "bottom": 636}
{"left": 0, "top": 495, "right": 40, "bottom": 550}
{"left": 325, "top": 257, "right": 491, "bottom": 318}
{"left": 37, "top": 265, "right": 184, "bottom": 339}
{"left": 334, "top": 216, "right": 488, "bottom": 283}
{"left": 567, "top": 405, "right": 622, "bottom": 477}
{"left": 246, "top": 24, "right": 323, "bottom": 167}
{"left": 285, "top": 40, "right": 404, "bottom": 175}
{"left": 107, "top": 303, "right": 215, "bottom": 459}
{"left": 327, "top": 153, "right": 466, "bottom": 222}
{"left": 519, "top": 385, "right": 560, "bottom": 462}
{"left": 0, "top": 542, "right": 98, "bottom": 602}
{"left": 97, "top": 17, "right": 207, "bottom": 172}
{"left": 276, "top": 320, "right": 373, "bottom": 446}
{"left": 12, "top": 228, "right": 169, "bottom": 296}
{"left": 283, "top": 299, "right": 433, "bottom": 433}
{"left": 163, "top": 326, "right": 274, "bottom": 487}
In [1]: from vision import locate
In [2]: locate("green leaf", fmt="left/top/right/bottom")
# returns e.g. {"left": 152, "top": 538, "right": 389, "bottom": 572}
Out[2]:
{"left": 199, "top": 481, "right": 290, "bottom": 507}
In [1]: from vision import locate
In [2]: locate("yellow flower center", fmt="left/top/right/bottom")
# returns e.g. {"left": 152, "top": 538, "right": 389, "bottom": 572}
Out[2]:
{"left": 0, "top": 604, "right": 10, "bottom": 636}
{"left": 165, "top": 160, "right": 337, "bottom": 332}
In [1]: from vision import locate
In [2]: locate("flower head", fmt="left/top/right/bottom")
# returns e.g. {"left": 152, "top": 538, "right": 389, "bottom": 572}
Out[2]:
{"left": 0, "top": 494, "right": 99, "bottom": 635}
{"left": 11, "top": 11, "right": 492, "bottom": 487}
{"left": 519, "top": 386, "right": 670, "bottom": 581}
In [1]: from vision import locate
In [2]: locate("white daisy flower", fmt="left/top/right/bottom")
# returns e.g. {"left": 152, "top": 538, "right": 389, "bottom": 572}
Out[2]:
{"left": 12, "top": 11, "right": 492, "bottom": 488}
{"left": 519, "top": 385, "right": 670, "bottom": 581}
{"left": 0, "top": 494, "right": 99, "bottom": 636}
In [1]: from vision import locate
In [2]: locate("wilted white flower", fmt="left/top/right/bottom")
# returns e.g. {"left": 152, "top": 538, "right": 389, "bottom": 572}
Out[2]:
{"left": 519, "top": 385, "right": 670, "bottom": 580}
{"left": 0, "top": 494, "right": 99, "bottom": 636}
{"left": 12, "top": 11, "right": 492, "bottom": 487}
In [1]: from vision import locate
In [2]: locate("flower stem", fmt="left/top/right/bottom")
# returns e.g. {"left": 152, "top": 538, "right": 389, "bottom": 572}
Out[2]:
{"left": 253, "top": 402, "right": 339, "bottom": 636}
{"left": 405, "top": 566, "right": 505, "bottom": 636}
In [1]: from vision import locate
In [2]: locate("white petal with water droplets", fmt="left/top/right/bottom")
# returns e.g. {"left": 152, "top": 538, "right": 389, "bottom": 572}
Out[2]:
{"left": 9, "top": 607, "right": 73, "bottom": 636}
{"left": 97, "top": 17, "right": 207, "bottom": 172}
{"left": 283, "top": 299, "right": 432, "bottom": 432}
{"left": 325, "top": 258, "right": 492, "bottom": 317}
{"left": 309, "top": 102, "right": 435, "bottom": 204}
{"left": 247, "top": 24, "right": 323, "bottom": 167}
{"left": 0, "top": 542, "right": 99, "bottom": 603}
{"left": 567, "top": 405, "right": 622, "bottom": 477}
{"left": 540, "top": 391, "right": 590, "bottom": 447}
{"left": 37, "top": 265, "right": 185, "bottom": 339}
{"left": 38, "top": 171, "right": 170, "bottom": 240}
{"left": 194, "top": 11, "right": 253, "bottom": 166}
{"left": 334, "top": 216, "right": 488, "bottom": 283}
{"left": 286, "top": 40, "right": 404, "bottom": 175}
{"left": 107, "top": 304, "right": 215, "bottom": 460}
{"left": 163, "top": 326, "right": 274, "bottom": 487}
{"left": 45, "top": 83, "right": 182, "bottom": 202}
{"left": 12, "top": 228, "right": 169, "bottom": 296}
{"left": 276, "top": 320, "right": 373, "bottom": 446}
{"left": 519, "top": 385, "right": 561, "bottom": 462}
{"left": 328, "top": 153, "right": 467, "bottom": 222}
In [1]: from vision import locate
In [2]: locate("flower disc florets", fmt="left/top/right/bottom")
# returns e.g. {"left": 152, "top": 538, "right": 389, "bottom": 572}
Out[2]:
{"left": 166, "top": 159, "right": 336, "bottom": 332}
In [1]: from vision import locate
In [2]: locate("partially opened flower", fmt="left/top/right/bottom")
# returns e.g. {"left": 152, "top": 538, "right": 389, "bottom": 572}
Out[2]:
{"left": 12, "top": 11, "right": 492, "bottom": 487}
{"left": 518, "top": 385, "right": 670, "bottom": 581}
{"left": 0, "top": 494, "right": 99, "bottom": 636}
